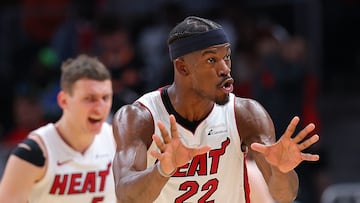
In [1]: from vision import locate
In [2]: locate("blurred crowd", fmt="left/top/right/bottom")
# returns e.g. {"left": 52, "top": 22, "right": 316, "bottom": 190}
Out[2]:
{"left": 0, "top": 0, "right": 328, "bottom": 202}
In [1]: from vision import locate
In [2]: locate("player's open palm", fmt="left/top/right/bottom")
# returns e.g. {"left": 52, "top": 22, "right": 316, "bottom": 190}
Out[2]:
{"left": 150, "top": 115, "right": 211, "bottom": 174}
{"left": 251, "top": 116, "right": 320, "bottom": 173}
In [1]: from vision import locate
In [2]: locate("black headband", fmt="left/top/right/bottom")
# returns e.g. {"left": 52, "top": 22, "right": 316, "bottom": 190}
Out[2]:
{"left": 168, "top": 28, "right": 229, "bottom": 60}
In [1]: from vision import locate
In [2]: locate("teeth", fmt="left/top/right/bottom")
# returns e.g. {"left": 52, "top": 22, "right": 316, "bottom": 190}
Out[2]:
{"left": 223, "top": 82, "right": 230, "bottom": 88}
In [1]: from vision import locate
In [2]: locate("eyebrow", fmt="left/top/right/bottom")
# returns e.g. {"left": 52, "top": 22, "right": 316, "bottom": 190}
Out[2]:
{"left": 201, "top": 45, "right": 231, "bottom": 56}
{"left": 202, "top": 49, "right": 217, "bottom": 56}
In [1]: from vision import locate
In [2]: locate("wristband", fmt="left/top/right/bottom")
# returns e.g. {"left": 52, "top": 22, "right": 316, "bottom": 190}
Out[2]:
{"left": 157, "top": 162, "right": 176, "bottom": 178}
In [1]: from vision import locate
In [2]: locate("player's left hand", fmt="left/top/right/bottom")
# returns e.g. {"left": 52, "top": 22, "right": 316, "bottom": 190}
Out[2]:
{"left": 250, "top": 116, "right": 320, "bottom": 173}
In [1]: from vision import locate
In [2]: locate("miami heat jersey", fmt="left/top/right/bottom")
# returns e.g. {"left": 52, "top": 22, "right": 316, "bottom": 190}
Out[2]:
{"left": 137, "top": 90, "right": 250, "bottom": 203}
{"left": 27, "top": 123, "right": 117, "bottom": 203}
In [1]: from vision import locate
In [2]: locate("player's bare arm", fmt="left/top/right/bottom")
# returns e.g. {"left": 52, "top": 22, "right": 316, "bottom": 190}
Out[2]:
{"left": 112, "top": 103, "right": 172, "bottom": 203}
{"left": 112, "top": 104, "right": 211, "bottom": 203}
{"left": 235, "top": 97, "right": 320, "bottom": 203}
{"left": 0, "top": 136, "right": 46, "bottom": 203}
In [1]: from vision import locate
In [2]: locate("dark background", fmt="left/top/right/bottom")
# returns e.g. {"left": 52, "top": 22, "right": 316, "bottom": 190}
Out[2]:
{"left": 0, "top": 0, "right": 359, "bottom": 203}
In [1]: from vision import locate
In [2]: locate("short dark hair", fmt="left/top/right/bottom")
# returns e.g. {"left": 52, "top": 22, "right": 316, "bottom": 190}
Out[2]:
{"left": 167, "top": 16, "right": 223, "bottom": 45}
{"left": 60, "top": 54, "right": 111, "bottom": 94}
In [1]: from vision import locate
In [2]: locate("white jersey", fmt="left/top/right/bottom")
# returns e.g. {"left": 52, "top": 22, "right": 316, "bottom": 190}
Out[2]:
{"left": 137, "top": 90, "right": 250, "bottom": 203}
{"left": 28, "top": 123, "right": 117, "bottom": 203}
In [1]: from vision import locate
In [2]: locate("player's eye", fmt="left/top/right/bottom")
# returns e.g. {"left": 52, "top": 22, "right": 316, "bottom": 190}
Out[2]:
{"left": 224, "top": 54, "right": 231, "bottom": 60}
{"left": 207, "top": 58, "right": 216, "bottom": 63}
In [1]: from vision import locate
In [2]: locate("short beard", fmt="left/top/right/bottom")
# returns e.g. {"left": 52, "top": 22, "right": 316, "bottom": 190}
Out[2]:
{"left": 215, "top": 94, "right": 230, "bottom": 106}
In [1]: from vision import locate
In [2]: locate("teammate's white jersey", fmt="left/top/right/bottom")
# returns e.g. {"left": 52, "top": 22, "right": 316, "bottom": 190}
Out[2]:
{"left": 28, "top": 123, "right": 117, "bottom": 203}
{"left": 138, "top": 89, "right": 250, "bottom": 203}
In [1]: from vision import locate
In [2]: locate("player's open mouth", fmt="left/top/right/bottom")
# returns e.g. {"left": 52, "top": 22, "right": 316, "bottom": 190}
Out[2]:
{"left": 88, "top": 117, "right": 102, "bottom": 124}
{"left": 219, "top": 78, "right": 234, "bottom": 94}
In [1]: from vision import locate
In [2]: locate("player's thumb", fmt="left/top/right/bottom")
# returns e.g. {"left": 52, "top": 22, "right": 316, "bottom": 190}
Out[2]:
{"left": 250, "top": 143, "right": 267, "bottom": 154}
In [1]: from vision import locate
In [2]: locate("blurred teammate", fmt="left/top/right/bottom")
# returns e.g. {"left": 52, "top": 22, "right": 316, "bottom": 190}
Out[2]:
{"left": 112, "top": 16, "right": 320, "bottom": 203}
{"left": 0, "top": 54, "right": 117, "bottom": 203}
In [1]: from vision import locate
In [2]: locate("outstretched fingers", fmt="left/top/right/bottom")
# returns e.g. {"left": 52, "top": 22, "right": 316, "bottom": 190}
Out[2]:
{"left": 283, "top": 116, "right": 300, "bottom": 138}
{"left": 150, "top": 134, "right": 164, "bottom": 160}
{"left": 152, "top": 134, "right": 166, "bottom": 152}
{"left": 301, "top": 152, "right": 320, "bottom": 161}
{"left": 152, "top": 115, "right": 178, "bottom": 154}
{"left": 293, "top": 123, "right": 315, "bottom": 144}
{"left": 157, "top": 119, "right": 171, "bottom": 144}
{"left": 298, "top": 134, "right": 320, "bottom": 151}
{"left": 151, "top": 115, "right": 180, "bottom": 159}
{"left": 169, "top": 115, "right": 179, "bottom": 139}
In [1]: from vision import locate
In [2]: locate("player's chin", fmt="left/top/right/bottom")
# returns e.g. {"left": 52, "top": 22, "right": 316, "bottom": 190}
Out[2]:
{"left": 215, "top": 93, "right": 230, "bottom": 106}
{"left": 88, "top": 127, "right": 102, "bottom": 135}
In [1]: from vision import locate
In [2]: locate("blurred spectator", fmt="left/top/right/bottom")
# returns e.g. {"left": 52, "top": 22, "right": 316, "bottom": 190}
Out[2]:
{"left": 21, "top": 47, "right": 62, "bottom": 122}
{"left": 252, "top": 22, "right": 324, "bottom": 203}
{"left": 0, "top": 79, "right": 14, "bottom": 139}
{"left": 4, "top": 1, "right": 70, "bottom": 137}
{"left": 12, "top": 0, "right": 71, "bottom": 82}
{"left": 230, "top": 10, "right": 260, "bottom": 98}
{"left": 21, "top": 0, "right": 71, "bottom": 43}
{"left": 0, "top": 2, "right": 355, "bottom": 202}
{"left": 50, "top": 0, "right": 102, "bottom": 63}
{"left": 94, "top": 15, "right": 146, "bottom": 115}
{"left": 2, "top": 91, "right": 46, "bottom": 147}
{"left": 253, "top": 24, "right": 306, "bottom": 137}
{"left": 136, "top": 2, "right": 185, "bottom": 91}
{"left": 46, "top": 0, "right": 106, "bottom": 120}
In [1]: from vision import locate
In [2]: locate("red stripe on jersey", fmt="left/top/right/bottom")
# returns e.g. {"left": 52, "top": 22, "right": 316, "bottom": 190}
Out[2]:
{"left": 243, "top": 156, "right": 251, "bottom": 203}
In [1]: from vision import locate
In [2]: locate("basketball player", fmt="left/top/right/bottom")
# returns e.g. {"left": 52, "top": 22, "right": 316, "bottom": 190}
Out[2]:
{"left": 0, "top": 55, "right": 118, "bottom": 203}
{"left": 112, "top": 16, "right": 320, "bottom": 203}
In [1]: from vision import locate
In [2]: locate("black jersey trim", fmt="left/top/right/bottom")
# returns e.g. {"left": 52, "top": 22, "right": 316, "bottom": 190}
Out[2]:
{"left": 161, "top": 88, "right": 204, "bottom": 133}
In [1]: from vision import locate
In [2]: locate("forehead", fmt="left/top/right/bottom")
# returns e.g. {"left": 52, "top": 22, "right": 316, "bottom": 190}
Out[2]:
{"left": 72, "top": 78, "right": 112, "bottom": 95}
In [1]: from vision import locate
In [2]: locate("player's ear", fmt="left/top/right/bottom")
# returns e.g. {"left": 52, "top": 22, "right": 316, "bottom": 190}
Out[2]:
{"left": 174, "top": 57, "right": 189, "bottom": 76}
{"left": 57, "top": 90, "right": 67, "bottom": 109}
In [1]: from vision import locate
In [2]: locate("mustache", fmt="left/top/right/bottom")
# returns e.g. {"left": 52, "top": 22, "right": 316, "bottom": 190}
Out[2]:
{"left": 217, "top": 75, "right": 234, "bottom": 88}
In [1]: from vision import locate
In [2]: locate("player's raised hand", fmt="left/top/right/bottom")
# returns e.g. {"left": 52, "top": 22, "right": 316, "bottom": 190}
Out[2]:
{"left": 251, "top": 116, "right": 320, "bottom": 173}
{"left": 150, "top": 115, "right": 211, "bottom": 175}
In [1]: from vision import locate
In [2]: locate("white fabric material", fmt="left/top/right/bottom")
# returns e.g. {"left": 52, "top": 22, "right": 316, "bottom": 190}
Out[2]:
{"left": 138, "top": 91, "right": 249, "bottom": 203}
{"left": 28, "top": 123, "right": 117, "bottom": 203}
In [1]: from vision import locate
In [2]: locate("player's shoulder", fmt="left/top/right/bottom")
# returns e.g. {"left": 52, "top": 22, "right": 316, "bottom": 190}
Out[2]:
{"left": 234, "top": 96, "right": 264, "bottom": 112}
{"left": 233, "top": 96, "right": 270, "bottom": 123}
{"left": 113, "top": 89, "right": 160, "bottom": 117}
{"left": 114, "top": 102, "right": 151, "bottom": 118}
{"left": 112, "top": 102, "right": 153, "bottom": 129}
{"left": 28, "top": 124, "right": 53, "bottom": 153}
{"left": 112, "top": 102, "right": 154, "bottom": 146}
{"left": 233, "top": 96, "right": 274, "bottom": 145}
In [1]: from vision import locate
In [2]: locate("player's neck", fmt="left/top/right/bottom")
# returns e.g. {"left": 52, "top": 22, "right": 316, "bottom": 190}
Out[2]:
{"left": 55, "top": 120, "right": 94, "bottom": 154}
{"left": 166, "top": 85, "right": 214, "bottom": 122}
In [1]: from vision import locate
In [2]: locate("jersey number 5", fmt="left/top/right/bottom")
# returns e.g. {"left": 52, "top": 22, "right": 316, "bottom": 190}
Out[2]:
{"left": 92, "top": 197, "right": 104, "bottom": 203}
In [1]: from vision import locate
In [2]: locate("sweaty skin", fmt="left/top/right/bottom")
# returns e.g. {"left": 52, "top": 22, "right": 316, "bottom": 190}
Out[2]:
{"left": 112, "top": 44, "right": 319, "bottom": 203}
